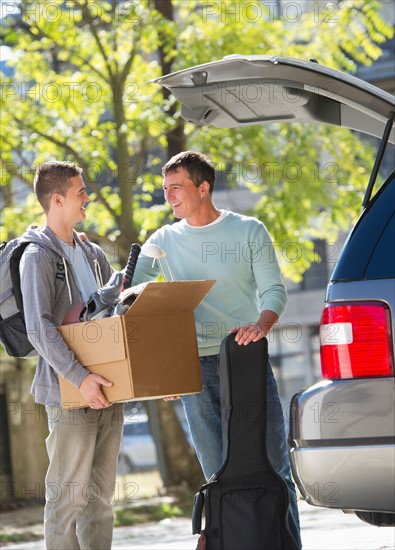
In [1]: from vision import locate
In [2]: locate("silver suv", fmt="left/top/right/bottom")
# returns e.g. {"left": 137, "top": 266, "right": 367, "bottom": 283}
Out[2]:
{"left": 155, "top": 55, "right": 395, "bottom": 527}
{"left": 290, "top": 168, "right": 395, "bottom": 527}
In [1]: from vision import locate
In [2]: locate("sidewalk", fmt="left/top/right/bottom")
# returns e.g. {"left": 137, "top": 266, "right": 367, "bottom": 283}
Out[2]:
{"left": 1, "top": 501, "right": 394, "bottom": 549}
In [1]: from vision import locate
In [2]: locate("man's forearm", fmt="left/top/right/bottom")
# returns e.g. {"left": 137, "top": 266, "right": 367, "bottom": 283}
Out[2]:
{"left": 256, "top": 310, "right": 279, "bottom": 336}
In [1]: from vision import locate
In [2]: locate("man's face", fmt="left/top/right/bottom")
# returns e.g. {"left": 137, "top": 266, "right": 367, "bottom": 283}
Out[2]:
{"left": 162, "top": 167, "right": 205, "bottom": 223}
{"left": 61, "top": 175, "right": 90, "bottom": 225}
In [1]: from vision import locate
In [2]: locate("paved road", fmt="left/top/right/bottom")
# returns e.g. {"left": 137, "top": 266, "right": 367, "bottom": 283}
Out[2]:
{"left": 4, "top": 501, "right": 395, "bottom": 549}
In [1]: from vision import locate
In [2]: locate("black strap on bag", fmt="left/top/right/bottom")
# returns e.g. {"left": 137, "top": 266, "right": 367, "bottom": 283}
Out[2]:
{"left": 192, "top": 333, "right": 300, "bottom": 550}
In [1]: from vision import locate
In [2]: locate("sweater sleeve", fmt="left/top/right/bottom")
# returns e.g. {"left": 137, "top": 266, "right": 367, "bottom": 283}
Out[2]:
{"left": 20, "top": 247, "right": 89, "bottom": 389}
{"left": 251, "top": 224, "right": 287, "bottom": 318}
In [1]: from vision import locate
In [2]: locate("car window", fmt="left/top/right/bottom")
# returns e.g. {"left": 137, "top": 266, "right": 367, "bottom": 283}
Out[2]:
{"left": 331, "top": 172, "right": 395, "bottom": 281}
{"left": 365, "top": 213, "right": 395, "bottom": 278}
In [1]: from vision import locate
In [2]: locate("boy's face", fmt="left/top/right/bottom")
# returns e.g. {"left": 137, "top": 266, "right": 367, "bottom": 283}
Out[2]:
{"left": 58, "top": 175, "right": 90, "bottom": 225}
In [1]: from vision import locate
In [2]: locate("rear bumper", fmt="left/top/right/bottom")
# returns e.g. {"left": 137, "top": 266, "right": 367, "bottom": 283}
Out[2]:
{"left": 290, "top": 445, "right": 395, "bottom": 512}
{"left": 289, "top": 379, "right": 395, "bottom": 513}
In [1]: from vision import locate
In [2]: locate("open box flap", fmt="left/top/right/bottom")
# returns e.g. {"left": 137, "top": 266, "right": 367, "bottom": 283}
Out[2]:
{"left": 125, "top": 280, "right": 216, "bottom": 315}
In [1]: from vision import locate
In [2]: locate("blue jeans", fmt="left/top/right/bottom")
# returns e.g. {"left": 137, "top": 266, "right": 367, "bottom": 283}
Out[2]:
{"left": 182, "top": 354, "right": 302, "bottom": 548}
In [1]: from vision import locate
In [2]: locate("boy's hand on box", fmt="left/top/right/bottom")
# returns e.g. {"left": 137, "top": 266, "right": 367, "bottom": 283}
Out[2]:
{"left": 80, "top": 373, "right": 112, "bottom": 409}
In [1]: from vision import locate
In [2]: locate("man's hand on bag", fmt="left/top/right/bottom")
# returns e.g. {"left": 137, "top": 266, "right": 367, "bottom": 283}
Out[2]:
{"left": 230, "top": 310, "right": 279, "bottom": 346}
{"left": 79, "top": 373, "right": 112, "bottom": 408}
{"left": 230, "top": 323, "right": 265, "bottom": 346}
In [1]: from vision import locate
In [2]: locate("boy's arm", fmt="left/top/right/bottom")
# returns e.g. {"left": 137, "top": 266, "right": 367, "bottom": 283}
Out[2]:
{"left": 21, "top": 248, "right": 111, "bottom": 407}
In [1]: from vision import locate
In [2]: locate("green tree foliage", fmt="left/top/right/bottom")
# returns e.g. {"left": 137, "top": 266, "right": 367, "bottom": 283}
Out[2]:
{"left": 1, "top": 0, "right": 393, "bottom": 278}
{"left": 0, "top": 0, "right": 393, "bottom": 495}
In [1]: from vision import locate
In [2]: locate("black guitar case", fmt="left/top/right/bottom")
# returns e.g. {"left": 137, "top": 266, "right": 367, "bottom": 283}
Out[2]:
{"left": 192, "top": 333, "right": 300, "bottom": 550}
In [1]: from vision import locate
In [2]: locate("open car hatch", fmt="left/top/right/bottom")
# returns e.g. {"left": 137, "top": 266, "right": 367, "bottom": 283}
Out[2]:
{"left": 154, "top": 55, "right": 395, "bottom": 144}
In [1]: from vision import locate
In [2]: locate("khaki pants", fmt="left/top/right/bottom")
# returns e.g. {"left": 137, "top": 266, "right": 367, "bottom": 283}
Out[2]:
{"left": 44, "top": 404, "right": 124, "bottom": 550}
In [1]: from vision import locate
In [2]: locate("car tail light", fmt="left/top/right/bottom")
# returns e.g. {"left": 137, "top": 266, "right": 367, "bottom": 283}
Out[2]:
{"left": 320, "top": 302, "right": 394, "bottom": 379}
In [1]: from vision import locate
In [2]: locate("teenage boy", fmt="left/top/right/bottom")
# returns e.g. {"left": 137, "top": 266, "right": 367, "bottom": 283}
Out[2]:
{"left": 20, "top": 161, "right": 124, "bottom": 550}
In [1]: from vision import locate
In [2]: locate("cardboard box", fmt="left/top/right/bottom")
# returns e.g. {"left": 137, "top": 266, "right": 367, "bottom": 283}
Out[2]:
{"left": 58, "top": 280, "right": 215, "bottom": 409}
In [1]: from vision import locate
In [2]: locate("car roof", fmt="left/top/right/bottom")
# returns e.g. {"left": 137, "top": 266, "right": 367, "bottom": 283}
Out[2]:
{"left": 154, "top": 55, "right": 395, "bottom": 144}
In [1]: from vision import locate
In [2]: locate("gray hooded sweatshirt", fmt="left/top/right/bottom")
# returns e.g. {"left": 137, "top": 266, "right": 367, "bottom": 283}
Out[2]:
{"left": 20, "top": 225, "right": 112, "bottom": 406}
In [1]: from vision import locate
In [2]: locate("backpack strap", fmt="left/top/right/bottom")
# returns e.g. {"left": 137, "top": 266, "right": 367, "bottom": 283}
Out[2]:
{"left": 9, "top": 242, "right": 35, "bottom": 321}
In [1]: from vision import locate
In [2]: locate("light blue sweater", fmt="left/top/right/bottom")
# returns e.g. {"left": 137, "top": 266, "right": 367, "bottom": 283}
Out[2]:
{"left": 132, "top": 211, "right": 287, "bottom": 356}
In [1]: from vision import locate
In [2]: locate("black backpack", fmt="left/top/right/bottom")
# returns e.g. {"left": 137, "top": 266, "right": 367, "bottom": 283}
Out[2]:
{"left": 0, "top": 239, "right": 38, "bottom": 357}
{"left": 192, "top": 334, "right": 300, "bottom": 550}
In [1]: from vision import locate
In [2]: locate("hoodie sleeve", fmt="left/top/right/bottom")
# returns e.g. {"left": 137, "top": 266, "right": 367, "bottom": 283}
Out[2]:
{"left": 20, "top": 246, "right": 89, "bottom": 389}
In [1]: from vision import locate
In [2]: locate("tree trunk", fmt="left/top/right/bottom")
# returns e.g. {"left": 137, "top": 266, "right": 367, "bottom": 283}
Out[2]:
{"left": 156, "top": 400, "right": 204, "bottom": 491}
{"left": 149, "top": 0, "right": 202, "bottom": 491}
{"left": 153, "top": 0, "right": 187, "bottom": 159}
{"left": 113, "top": 76, "right": 140, "bottom": 263}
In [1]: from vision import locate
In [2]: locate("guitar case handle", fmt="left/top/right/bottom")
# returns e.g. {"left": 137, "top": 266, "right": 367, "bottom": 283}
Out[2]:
{"left": 192, "top": 490, "right": 204, "bottom": 534}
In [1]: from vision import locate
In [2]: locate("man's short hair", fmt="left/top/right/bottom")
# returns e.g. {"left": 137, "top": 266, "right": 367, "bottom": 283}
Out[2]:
{"left": 162, "top": 151, "right": 216, "bottom": 193}
{"left": 34, "top": 161, "right": 83, "bottom": 213}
